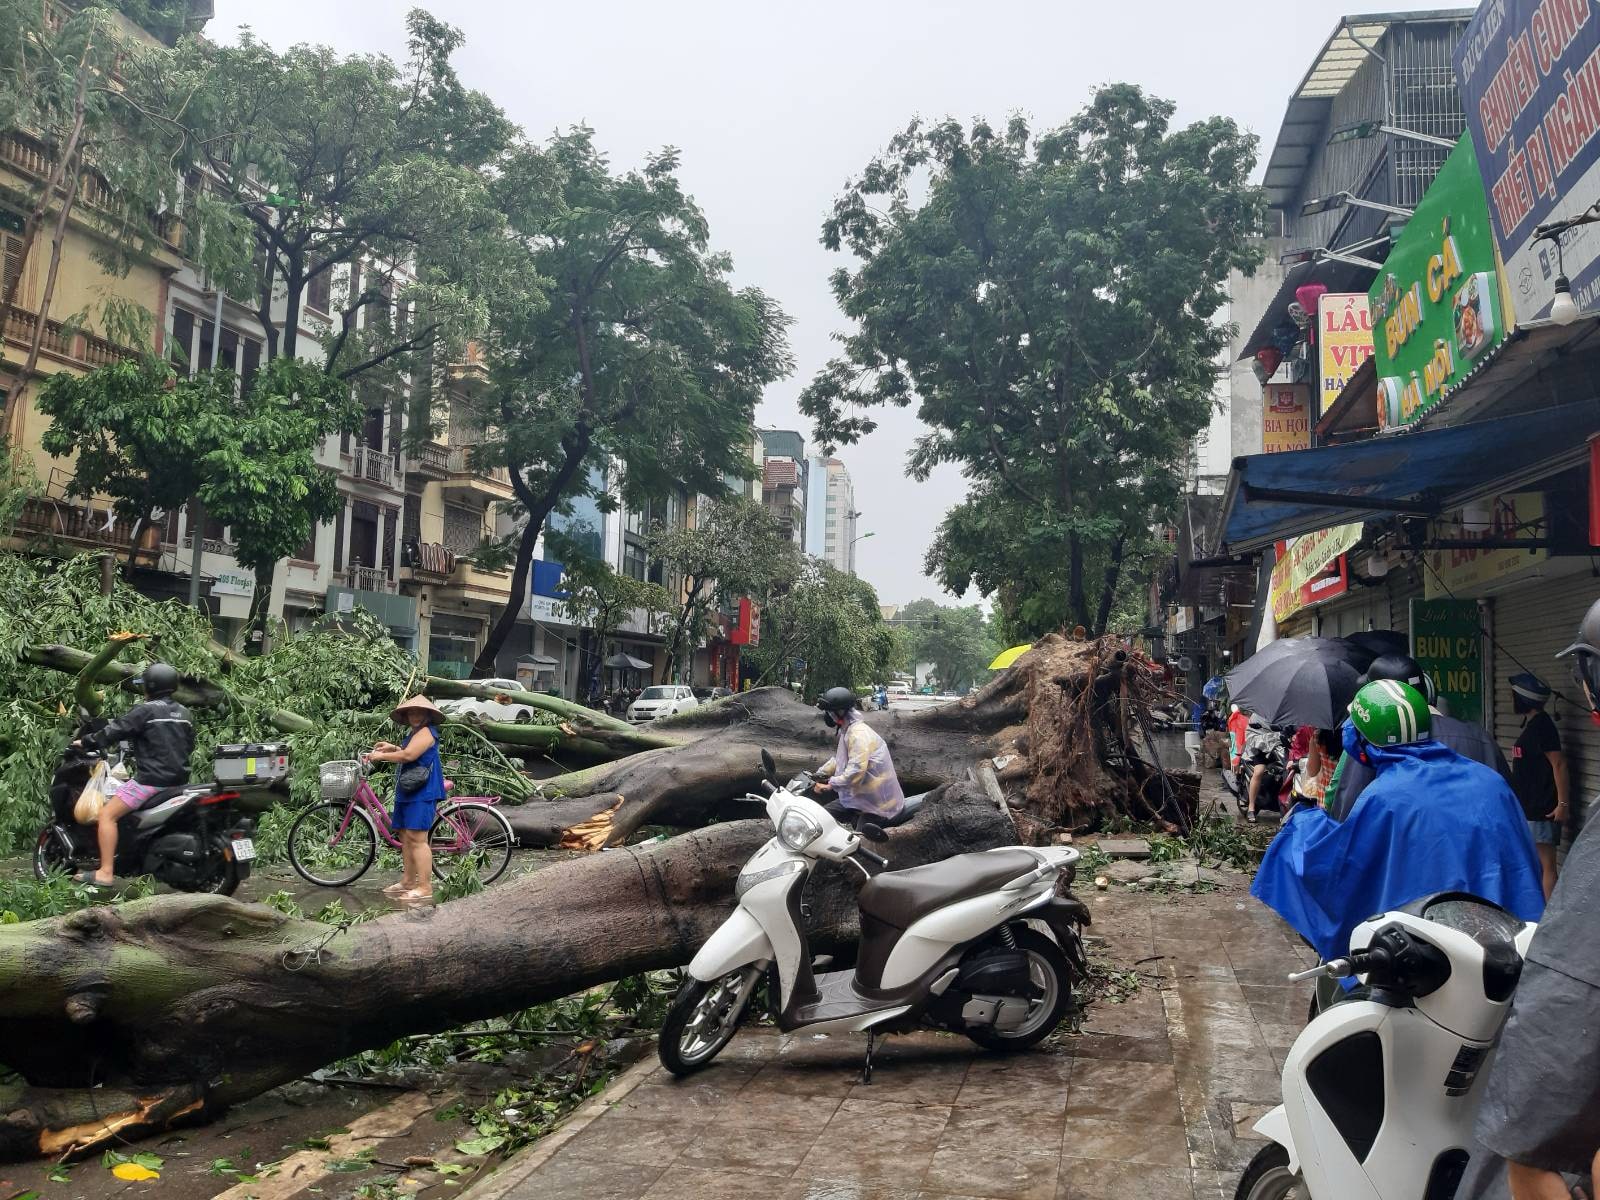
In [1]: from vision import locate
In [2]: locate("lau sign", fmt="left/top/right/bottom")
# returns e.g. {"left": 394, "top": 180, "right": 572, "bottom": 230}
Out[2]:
{"left": 1457, "top": 0, "right": 1600, "bottom": 323}
{"left": 1317, "top": 293, "right": 1375, "bottom": 416}
{"left": 1370, "top": 136, "right": 1508, "bottom": 430}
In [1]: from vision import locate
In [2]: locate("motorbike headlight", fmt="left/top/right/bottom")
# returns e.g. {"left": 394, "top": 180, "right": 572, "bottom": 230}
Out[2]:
{"left": 776, "top": 807, "right": 823, "bottom": 851}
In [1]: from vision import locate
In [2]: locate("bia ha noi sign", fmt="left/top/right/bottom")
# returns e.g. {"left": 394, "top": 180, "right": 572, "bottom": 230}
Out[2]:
{"left": 1371, "top": 136, "right": 1511, "bottom": 430}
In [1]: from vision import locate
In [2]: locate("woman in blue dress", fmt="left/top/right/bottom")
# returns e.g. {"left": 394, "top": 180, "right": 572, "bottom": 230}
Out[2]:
{"left": 368, "top": 695, "right": 447, "bottom": 904}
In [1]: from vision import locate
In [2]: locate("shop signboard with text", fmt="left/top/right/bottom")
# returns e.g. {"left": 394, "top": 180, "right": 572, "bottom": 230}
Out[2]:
{"left": 1424, "top": 491, "right": 1549, "bottom": 598}
{"left": 1410, "top": 598, "right": 1485, "bottom": 723}
{"left": 1268, "top": 523, "right": 1361, "bottom": 622}
{"left": 1371, "top": 136, "right": 1508, "bottom": 431}
{"left": 1262, "top": 383, "right": 1311, "bottom": 453}
{"left": 1456, "top": 0, "right": 1600, "bottom": 323}
{"left": 1317, "top": 293, "right": 1375, "bottom": 416}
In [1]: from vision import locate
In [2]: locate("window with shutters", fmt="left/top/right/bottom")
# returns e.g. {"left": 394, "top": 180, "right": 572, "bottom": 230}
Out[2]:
{"left": 443, "top": 504, "right": 482, "bottom": 557}
{"left": 305, "top": 263, "right": 332, "bottom": 316}
{"left": 169, "top": 307, "right": 195, "bottom": 373}
{"left": 1, "top": 229, "right": 22, "bottom": 304}
{"left": 403, "top": 493, "right": 421, "bottom": 544}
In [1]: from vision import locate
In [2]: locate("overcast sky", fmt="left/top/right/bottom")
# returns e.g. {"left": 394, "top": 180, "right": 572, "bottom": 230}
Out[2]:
{"left": 213, "top": 0, "right": 1463, "bottom": 608}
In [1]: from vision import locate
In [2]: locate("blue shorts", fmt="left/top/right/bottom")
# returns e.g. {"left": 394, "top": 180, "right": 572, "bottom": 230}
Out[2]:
{"left": 1528, "top": 818, "right": 1561, "bottom": 846}
{"left": 392, "top": 799, "right": 437, "bottom": 831}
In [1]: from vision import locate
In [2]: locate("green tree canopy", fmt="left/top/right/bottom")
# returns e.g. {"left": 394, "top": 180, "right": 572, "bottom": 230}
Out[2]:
{"left": 548, "top": 531, "right": 671, "bottom": 699}
{"left": 645, "top": 496, "right": 797, "bottom": 683}
{"left": 893, "top": 598, "right": 1000, "bottom": 692}
{"left": 746, "top": 559, "right": 898, "bottom": 697}
{"left": 467, "top": 128, "right": 792, "bottom": 676}
{"left": 183, "top": 10, "right": 514, "bottom": 371}
{"left": 801, "top": 87, "right": 1264, "bottom": 635}
{"left": 36, "top": 358, "right": 358, "bottom": 580}
{"left": 0, "top": 0, "right": 229, "bottom": 434}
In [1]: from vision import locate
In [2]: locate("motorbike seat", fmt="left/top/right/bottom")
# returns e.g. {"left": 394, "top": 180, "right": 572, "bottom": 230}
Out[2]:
{"left": 859, "top": 848, "right": 1040, "bottom": 929}
{"left": 882, "top": 794, "right": 925, "bottom": 828}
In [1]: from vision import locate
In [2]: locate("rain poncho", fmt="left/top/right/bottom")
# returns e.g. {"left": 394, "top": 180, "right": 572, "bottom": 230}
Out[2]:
{"left": 819, "top": 710, "right": 905, "bottom": 818}
{"left": 1251, "top": 733, "right": 1544, "bottom": 969}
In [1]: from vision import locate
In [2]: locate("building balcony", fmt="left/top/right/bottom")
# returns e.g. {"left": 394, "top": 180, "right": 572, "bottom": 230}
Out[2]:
{"left": 347, "top": 446, "right": 400, "bottom": 489}
{"left": 401, "top": 539, "right": 456, "bottom": 579}
{"left": 0, "top": 130, "right": 184, "bottom": 254}
{"left": 445, "top": 341, "right": 491, "bottom": 394}
{"left": 3, "top": 303, "right": 140, "bottom": 374}
{"left": 409, "top": 440, "right": 450, "bottom": 481}
{"left": 13, "top": 495, "right": 154, "bottom": 554}
{"left": 442, "top": 444, "right": 514, "bottom": 503}
{"left": 341, "top": 564, "right": 394, "bottom": 594}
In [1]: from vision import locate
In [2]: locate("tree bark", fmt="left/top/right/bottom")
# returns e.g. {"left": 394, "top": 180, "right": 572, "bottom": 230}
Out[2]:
{"left": 0, "top": 783, "right": 1015, "bottom": 1160}
{"left": 1093, "top": 532, "right": 1127, "bottom": 636}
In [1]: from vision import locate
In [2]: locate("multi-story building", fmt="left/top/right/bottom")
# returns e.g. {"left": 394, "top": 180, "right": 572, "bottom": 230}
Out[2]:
{"left": 820, "top": 458, "right": 859, "bottom": 574}
{"left": 760, "top": 429, "right": 808, "bottom": 548}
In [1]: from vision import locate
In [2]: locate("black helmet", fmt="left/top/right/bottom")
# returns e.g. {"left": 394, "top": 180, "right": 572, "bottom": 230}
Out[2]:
{"left": 1362, "top": 652, "right": 1436, "bottom": 706}
{"left": 138, "top": 662, "right": 179, "bottom": 698}
{"left": 1510, "top": 671, "right": 1552, "bottom": 712}
{"left": 817, "top": 686, "right": 859, "bottom": 728}
{"left": 1558, "top": 597, "right": 1600, "bottom": 712}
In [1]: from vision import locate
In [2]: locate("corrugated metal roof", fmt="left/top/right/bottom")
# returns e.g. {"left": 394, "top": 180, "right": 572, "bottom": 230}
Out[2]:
{"left": 1260, "top": 11, "right": 1473, "bottom": 210}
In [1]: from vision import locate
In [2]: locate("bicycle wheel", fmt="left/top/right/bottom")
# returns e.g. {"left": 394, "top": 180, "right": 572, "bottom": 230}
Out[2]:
{"left": 288, "top": 802, "right": 378, "bottom": 887}
{"left": 429, "top": 802, "right": 515, "bottom": 886}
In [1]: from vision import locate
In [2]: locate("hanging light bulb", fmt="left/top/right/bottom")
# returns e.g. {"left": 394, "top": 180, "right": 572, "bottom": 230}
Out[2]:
{"left": 1551, "top": 274, "right": 1581, "bottom": 325}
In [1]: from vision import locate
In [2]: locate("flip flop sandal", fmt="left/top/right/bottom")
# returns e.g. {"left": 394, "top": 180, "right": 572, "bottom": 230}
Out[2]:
{"left": 74, "top": 872, "right": 114, "bottom": 888}
{"left": 382, "top": 882, "right": 409, "bottom": 897}
{"left": 398, "top": 890, "right": 434, "bottom": 904}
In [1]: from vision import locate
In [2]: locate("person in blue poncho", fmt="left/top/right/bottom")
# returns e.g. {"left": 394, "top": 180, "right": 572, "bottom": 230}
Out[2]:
{"left": 1251, "top": 678, "right": 1544, "bottom": 973}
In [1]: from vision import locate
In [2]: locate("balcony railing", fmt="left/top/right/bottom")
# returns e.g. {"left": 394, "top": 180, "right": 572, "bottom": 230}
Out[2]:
{"left": 343, "top": 565, "right": 393, "bottom": 593}
{"left": 414, "top": 440, "right": 450, "bottom": 475}
{"left": 14, "top": 496, "right": 142, "bottom": 550}
{"left": 447, "top": 444, "right": 510, "bottom": 486}
{"left": 349, "top": 446, "right": 399, "bottom": 487}
{"left": 2, "top": 303, "right": 139, "bottom": 368}
{"left": 0, "top": 130, "right": 183, "bottom": 250}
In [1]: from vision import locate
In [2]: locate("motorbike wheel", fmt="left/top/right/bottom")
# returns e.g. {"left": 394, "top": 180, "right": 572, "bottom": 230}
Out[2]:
{"left": 1234, "top": 1143, "right": 1304, "bottom": 1200}
{"left": 32, "top": 827, "right": 74, "bottom": 881}
{"left": 965, "top": 928, "right": 1074, "bottom": 1052}
{"left": 191, "top": 838, "right": 242, "bottom": 896}
{"left": 658, "top": 966, "right": 761, "bottom": 1076}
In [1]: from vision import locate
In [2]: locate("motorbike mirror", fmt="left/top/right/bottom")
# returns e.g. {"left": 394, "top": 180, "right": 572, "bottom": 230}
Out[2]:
{"left": 760, "top": 749, "right": 778, "bottom": 781}
{"left": 858, "top": 822, "right": 889, "bottom": 843}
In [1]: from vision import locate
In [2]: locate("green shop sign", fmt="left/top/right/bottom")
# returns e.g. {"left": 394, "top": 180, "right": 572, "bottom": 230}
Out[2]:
{"left": 1409, "top": 598, "right": 1483, "bottom": 725}
{"left": 1370, "top": 136, "right": 1508, "bottom": 431}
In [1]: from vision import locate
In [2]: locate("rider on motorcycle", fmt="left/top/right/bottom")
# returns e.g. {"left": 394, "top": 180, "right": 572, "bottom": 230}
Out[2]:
{"left": 1325, "top": 652, "right": 1511, "bottom": 820}
{"left": 1251, "top": 679, "right": 1543, "bottom": 970}
{"left": 70, "top": 663, "right": 194, "bottom": 886}
{"left": 813, "top": 686, "right": 905, "bottom": 825}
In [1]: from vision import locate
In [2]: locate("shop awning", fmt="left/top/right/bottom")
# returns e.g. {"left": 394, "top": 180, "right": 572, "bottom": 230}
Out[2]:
{"left": 1219, "top": 404, "right": 1600, "bottom": 553}
{"left": 1238, "top": 257, "right": 1378, "bottom": 362}
{"left": 603, "top": 653, "right": 651, "bottom": 671}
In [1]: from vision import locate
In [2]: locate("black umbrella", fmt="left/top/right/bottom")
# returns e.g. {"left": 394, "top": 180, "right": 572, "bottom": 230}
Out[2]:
{"left": 1339, "top": 630, "right": 1410, "bottom": 663}
{"left": 1225, "top": 637, "right": 1368, "bottom": 729}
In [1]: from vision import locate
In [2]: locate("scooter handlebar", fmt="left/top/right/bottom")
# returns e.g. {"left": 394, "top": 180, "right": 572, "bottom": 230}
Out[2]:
{"left": 1286, "top": 946, "right": 1388, "bottom": 984}
{"left": 853, "top": 845, "right": 888, "bottom": 868}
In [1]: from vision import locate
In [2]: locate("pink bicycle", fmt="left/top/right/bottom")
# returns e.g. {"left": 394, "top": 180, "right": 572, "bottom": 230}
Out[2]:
{"left": 286, "top": 759, "right": 515, "bottom": 888}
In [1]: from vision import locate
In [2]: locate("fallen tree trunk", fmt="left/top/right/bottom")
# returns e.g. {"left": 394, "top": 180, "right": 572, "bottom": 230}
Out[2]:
{"left": 510, "top": 634, "right": 1189, "bottom": 848}
{"left": 0, "top": 781, "right": 1013, "bottom": 1160}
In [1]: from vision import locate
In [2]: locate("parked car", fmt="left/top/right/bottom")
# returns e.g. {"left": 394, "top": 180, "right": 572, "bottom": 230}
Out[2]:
{"left": 438, "top": 678, "right": 542, "bottom": 725}
{"left": 627, "top": 685, "right": 701, "bottom": 724}
{"left": 884, "top": 682, "right": 912, "bottom": 702}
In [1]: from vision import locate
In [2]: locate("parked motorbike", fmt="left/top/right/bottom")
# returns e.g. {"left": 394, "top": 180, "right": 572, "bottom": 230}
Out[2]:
{"left": 659, "top": 750, "right": 1087, "bottom": 1078}
{"left": 1236, "top": 892, "right": 1537, "bottom": 1200}
{"left": 34, "top": 724, "right": 263, "bottom": 895}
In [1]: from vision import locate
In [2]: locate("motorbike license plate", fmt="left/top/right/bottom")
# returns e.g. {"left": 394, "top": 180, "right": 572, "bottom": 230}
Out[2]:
{"left": 230, "top": 837, "right": 257, "bottom": 862}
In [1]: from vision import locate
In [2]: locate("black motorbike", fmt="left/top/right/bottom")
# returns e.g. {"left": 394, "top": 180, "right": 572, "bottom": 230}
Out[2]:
{"left": 1223, "top": 724, "right": 1291, "bottom": 816}
{"left": 35, "top": 731, "right": 260, "bottom": 895}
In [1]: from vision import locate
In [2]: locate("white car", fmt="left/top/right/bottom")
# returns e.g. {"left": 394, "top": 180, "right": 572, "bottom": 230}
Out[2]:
{"left": 438, "top": 678, "right": 542, "bottom": 725}
{"left": 885, "top": 682, "right": 912, "bottom": 701}
{"left": 628, "top": 685, "right": 700, "bottom": 723}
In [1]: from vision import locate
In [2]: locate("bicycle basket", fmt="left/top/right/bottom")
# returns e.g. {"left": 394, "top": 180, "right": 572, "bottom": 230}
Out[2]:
{"left": 319, "top": 760, "right": 361, "bottom": 800}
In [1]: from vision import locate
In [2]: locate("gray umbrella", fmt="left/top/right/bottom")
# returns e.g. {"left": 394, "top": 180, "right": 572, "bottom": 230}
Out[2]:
{"left": 1225, "top": 637, "right": 1368, "bottom": 729}
{"left": 603, "top": 653, "right": 651, "bottom": 671}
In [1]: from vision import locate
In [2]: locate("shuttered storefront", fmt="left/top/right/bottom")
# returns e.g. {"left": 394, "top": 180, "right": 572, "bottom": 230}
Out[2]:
{"left": 1312, "top": 563, "right": 1425, "bottom": 638}
{"left": 1488, "top": 568, "right": 1600, "bottom": 829}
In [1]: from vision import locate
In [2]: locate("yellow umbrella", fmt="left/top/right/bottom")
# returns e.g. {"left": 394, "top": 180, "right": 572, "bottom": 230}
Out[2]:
{"left": 988, "top": 644, "right": 1032, "bottom": 670}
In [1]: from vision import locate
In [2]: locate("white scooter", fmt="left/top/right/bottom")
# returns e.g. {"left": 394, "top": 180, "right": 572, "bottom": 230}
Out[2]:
{"left": 1237, "top": 892, "right": 1537, "bottom": 1200}
{"left": 659, "top": 750, "right": 1087, "bottom": 1078}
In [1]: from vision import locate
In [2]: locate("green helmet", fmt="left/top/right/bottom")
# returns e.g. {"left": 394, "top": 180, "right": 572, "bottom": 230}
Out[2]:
{"left": 1349, "top": 679, "right": 1431, "bottom": 747}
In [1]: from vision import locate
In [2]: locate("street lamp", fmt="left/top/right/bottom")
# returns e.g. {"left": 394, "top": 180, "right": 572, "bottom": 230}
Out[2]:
{"left": 851, "top": 531, "right": 875, "bottom": 546}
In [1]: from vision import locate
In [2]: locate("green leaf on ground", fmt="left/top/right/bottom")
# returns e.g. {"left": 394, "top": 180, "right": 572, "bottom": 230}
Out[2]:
{"left": 453, "top": 1135, "right": 506, "bottom": 1157}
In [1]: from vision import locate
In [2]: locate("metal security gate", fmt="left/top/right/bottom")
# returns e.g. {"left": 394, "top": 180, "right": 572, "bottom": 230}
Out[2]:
{"left": 1488, "top": 571, "right": 1600, "bottom": 829}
